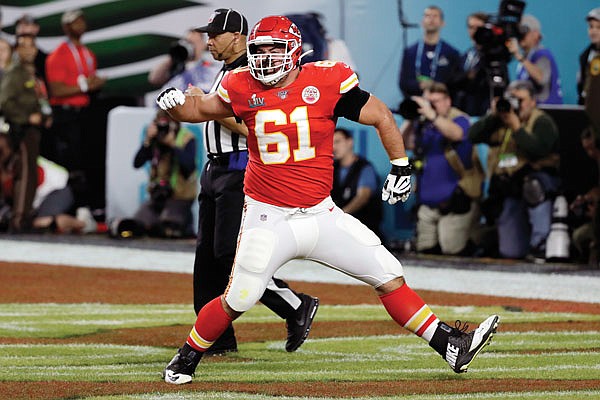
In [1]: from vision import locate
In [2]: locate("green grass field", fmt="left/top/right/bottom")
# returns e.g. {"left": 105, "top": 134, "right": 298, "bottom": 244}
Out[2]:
{"left": 1, "top": 303, "right": 599, "bottom": 399}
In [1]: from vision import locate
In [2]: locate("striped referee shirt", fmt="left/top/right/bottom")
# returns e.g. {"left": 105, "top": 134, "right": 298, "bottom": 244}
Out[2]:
{"left": 204, "top": 54, "right": 248, "bottom": 155}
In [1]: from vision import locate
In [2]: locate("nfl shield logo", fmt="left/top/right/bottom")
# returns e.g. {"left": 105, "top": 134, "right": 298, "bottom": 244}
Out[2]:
{"left": 260, "top": 214, "right": 267, "bottom": 221}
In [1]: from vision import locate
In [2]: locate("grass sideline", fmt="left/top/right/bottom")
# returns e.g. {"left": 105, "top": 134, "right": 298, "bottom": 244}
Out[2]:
{"left": 1, "top": 303, "right": 600, "bottom": 399}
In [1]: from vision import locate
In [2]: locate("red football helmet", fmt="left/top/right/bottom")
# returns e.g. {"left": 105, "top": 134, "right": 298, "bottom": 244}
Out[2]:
{"left": 247, "top": 16, "right": 303, "bottom": 86}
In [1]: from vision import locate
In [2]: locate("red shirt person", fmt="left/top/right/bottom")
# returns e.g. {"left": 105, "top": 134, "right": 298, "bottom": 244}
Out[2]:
{"left": 46, "top": 9, "right": 105, "bottom": 108}
{"left": 156, "top": 15, "right": 499, "bottom": 384}
{"left": 43, "top": 9, "right": 105, "bottom": 182}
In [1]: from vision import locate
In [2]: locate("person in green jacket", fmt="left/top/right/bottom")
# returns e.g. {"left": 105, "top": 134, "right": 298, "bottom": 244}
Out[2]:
{"left": 0, "top": 34, "right": 52, "bottom": 231}
{"left": 469, "top": 79, "right": 560, "bottom": 261}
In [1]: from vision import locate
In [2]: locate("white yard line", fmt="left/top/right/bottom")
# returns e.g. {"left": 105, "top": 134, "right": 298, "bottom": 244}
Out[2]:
{"left": 2, "top": 239, "right": 600, "bottom": 303}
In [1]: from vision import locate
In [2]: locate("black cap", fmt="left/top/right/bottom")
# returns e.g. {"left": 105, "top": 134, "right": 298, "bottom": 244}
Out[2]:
{"left": 194, "top": 8, "right": 248, "bottom": 36}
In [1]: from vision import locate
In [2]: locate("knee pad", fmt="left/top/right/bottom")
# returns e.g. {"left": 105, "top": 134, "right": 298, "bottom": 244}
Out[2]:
{"left": 375, "top": 246, "right": 404, "bottom": 277}
{"left": 336, "top": 213, "right": 381, "bottom": 246}
{"left": 225, "top": 228, "right": 277, "bottom": 312}
{"left": 225, "top": 271, "right": 266, "bottom": 312}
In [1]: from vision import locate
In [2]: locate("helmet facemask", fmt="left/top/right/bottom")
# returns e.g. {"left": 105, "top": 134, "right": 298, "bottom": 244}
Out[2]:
{"left": 247, "top": 38, "right": 300, "bottom": 86}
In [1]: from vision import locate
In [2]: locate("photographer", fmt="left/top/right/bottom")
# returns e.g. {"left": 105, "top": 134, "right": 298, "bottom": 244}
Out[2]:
{"left": 507, "top": 14, "right": 563, "bottom": 105}
{"left": 469, "top": 80, "right": 560, "bottom": 260}
{"left": 148, "top": 29, "right": 219, "bottom": 94}
{"left": 119, "top": 110, "right": 197, "bottom": 238}
{"left": 401, "top": 82, "right": 479, "bottom": 255}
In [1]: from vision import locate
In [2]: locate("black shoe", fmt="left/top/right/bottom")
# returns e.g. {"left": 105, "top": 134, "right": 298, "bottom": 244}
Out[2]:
{"left": 445, "top": 315, "right": 499, "bottom": 373}
{"left": 285, "top": 293, "right": 319, "bottom": 352}
{"left": 204, "top": 334, "right": 237, "bottom": 356}
{"left": 162, "top": 345, "right": 203, "bottom": 384}
{"left": 525, "top": 244, "right": 546, "bottom": 264}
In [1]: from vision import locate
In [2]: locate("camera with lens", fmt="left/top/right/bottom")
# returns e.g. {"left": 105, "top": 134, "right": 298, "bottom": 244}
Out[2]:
{"left": 398, "top": 98, "right": 421, "bottom": 121}
{"left": 155, "top": 118, "right": 171, "bottom": 141}
{"left": 496, "top": 96, "right": 520, "bottom": 113}
{"left": 474, "top": 0, "right": 527, "bottom": 97}
{"left": 168, "top": 39, "right": 195, "bottom": 77}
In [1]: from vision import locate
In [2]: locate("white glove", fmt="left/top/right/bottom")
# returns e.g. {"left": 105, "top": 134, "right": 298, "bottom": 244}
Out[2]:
{"left": 382, "top": 158, "right": 412, "bottom": 205}
{"left": 156, "top": 87, "right": 186, "bottom": 110}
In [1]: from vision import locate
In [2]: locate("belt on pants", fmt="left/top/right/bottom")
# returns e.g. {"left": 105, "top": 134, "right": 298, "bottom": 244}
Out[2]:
{"left": 207, "top": 151, "right": 248, "bottom": 167}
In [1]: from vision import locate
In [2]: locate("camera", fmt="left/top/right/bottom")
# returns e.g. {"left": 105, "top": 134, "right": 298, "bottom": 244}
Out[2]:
{"left": 474, "top": 0, "right": 527, "bottom": 97}
{"left": 155, "top": 118, "right": 170, "bottom": 140}
{"left": 496, "top": 96, "right": 520, "bottom": 113}
{"left": 168, "top": 39, "right": 195, "bottom": 77}
{"left": 398, "top": 98, "right": 421, "bottom": 120}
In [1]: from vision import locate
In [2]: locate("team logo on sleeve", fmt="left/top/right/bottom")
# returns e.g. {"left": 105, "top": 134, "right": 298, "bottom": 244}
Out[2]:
{"left": 302, "top": 86, "right": 320, "bottom": 104}
{"left": 248, "top": 93, "right": 265, "bottom": 108}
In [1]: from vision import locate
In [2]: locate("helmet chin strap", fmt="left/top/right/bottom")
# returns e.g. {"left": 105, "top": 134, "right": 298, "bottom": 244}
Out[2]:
{"left": 298, "top": 49, "right": 314, "bottom": 64}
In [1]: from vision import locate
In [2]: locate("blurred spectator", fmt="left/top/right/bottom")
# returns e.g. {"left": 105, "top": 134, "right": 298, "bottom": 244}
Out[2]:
{"left": 15, "top": 14, "right": 48, "bottom": 85}
{"left": 286, "top": 12, "right": 357, "bottom": 71}
{"left": 0, "top": 34, "right": 52, "bottom": 231}
{"left": 401, "top": 82, "right": 478, "bottom": 255}
{"left": 570, "top": 128, "right": 600, "bottom": 264}
{"left": 110, "top": 110, "right": 196, "bottom": 238}
{"left": 454, "top": 12, "right": 491, "bottom": 116}
{"left": 507, "top": 14, "right": 563, "bottom": 104}
{"left": 469, "top": 80, "right": 560, "bottom": 260}
{"left": 578, "top": 8, "right": 600, "bottom": 106}
{"left": 0, "top": 37, "right": 12, "bottom": 81}
{"left": 0, "top": 133, "right": 96, "bottom": 234}
{"left": 148, "top": 29, "right": 220, "bottom": 94}
{"left": 44, "top": 9, "right": 106, "bottom": 200}
{"left": 399, "top": 5, "right": 460, "bottom": 100}
{"left": 577, "top": 7, "right": 600, "bottom": 138}
{"left": 331, "top": 128, "right": 383, "bottom": 239}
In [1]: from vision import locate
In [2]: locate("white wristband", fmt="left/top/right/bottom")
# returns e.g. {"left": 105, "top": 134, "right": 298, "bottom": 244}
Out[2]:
{"left": 391, "top": 157, "right": 409, "bottom": 167}
{"left": 77, "top": 75, "right": 88, "bottom": 93}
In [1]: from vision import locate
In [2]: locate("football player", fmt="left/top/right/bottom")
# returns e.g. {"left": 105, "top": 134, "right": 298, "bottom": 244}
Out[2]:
{"left": 157, "top": 15, "right": 499, "bottom": 384}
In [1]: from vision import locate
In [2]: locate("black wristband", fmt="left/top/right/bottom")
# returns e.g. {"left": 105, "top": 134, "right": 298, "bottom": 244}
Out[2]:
{"left": 391, "top": 163, "right": 412, "bottom": 176}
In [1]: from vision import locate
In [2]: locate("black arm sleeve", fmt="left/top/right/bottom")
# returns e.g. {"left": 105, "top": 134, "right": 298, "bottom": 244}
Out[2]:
{"left": 333, "top": 86, "right": 371, "bottom": 122}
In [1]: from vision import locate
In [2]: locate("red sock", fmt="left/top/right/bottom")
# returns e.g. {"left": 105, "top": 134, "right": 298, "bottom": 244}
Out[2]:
{"left": 379, "top": 283, "right": 439, "bottom": 342}
{"left": 186, "top": 297, "right": 233, "bottom": 352}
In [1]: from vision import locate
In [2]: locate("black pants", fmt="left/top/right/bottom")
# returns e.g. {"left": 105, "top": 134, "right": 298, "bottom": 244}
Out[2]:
{"left": 43, "top": 106, "right": 91, "bottom": 207}
{"left": 193, "top": 155, "right": 300, "bottom": 345}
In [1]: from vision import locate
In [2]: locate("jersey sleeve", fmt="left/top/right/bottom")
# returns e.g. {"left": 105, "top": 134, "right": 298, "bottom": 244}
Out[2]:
{"left": 336, "top": 62, "right": 359, "bottom": 94}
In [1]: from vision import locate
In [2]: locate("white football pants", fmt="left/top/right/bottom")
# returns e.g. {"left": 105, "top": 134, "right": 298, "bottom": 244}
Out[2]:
{"left": 224, "top": 195, "right": 404, "bottom": 312}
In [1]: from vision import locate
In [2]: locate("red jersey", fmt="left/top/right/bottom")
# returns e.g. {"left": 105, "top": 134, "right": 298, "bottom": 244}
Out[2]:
{"left": 46, "top": 41, "right": 97, "bottom": 107}
{"left": 218, "top": 61, "right": 359, "bottom": 207}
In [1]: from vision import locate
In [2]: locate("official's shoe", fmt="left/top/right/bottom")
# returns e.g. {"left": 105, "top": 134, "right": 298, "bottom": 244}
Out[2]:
{"left": 204, "top": 339, "right": 238, "bottom": 356}
{"left": 285, "top": 293, "right": 319, "bottom": 352}
{"left": 445, "top": 315, "right": 499, "bottom": 373}
{"left": 162, "top": 345, "right": 202, "bottom": 384}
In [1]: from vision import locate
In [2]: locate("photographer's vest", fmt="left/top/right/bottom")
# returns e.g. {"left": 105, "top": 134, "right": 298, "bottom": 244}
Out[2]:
{"left": 487, "top": 108, "right": 559, "bottom": 177}
{"left": 151, "top": 128, "right": 197, "bottom": 201}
